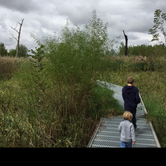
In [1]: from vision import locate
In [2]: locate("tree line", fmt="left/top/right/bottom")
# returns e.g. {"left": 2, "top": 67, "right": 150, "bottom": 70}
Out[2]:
{"left": 0, "top": 43, "right": 29, "bottom": 58}
{"left": 0, "top": 9, "right": 165, "bottom": 58}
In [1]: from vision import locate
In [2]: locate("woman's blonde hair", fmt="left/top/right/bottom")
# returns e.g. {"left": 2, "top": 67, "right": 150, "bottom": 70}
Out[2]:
{"left": 123, "top": 111, "right": 133, "bottom": 120}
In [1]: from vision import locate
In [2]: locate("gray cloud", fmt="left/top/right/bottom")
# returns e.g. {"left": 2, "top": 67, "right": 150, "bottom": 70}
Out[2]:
{"left": 0, "top": 0, "right": 166, "bottom": 52}
{"left": 0, "top": 0, "right": 39, "bottom": 13}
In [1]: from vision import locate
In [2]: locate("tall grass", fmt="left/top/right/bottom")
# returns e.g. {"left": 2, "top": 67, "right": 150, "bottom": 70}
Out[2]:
{"left": 143, "top": 95, "right": 166, "bottom": 147}
{"left": 0, "top": 10, "right": 123, "bottom": 147}
{"left": 100, "top": 54, "right": 166, "bottom": 73}
{"left": 0, "top": 58, "right": 123, "bottom": 147}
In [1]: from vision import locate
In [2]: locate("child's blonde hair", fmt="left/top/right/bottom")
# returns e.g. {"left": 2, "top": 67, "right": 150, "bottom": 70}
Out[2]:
{"left": 127, "top": 76, "right": 134, "bottom": 84}
{"left": 123, "top": 111, "right": 133, "bottom": 120}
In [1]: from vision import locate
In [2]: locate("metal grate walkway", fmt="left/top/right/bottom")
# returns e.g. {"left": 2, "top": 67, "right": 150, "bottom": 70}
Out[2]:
{"left": 87, "top": 80, "right": 160, "bottom": 148}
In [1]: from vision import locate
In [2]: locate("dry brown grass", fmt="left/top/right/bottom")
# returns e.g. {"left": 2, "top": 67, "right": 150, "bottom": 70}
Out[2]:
{"left": 102, "top": 55, "right": 147, "bottom": 63}
{"left": 0, "top": 56, "right": 22, "bottom": 74}
{"left": 0, "top": 56, "right": 30, "bottom": 81}
{"left": 102, "top": 54, "right": 166, "bottom": 64}
{"left": 115, "top": 55, "right": 147, "bottom": 63}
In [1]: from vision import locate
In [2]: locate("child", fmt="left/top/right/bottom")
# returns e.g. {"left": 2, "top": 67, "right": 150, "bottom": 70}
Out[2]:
{"left": 122, "top": 76, "right": 141, "bottom": 130}
{"left": 118, "top": 111, "right": 136, "bottom": 148}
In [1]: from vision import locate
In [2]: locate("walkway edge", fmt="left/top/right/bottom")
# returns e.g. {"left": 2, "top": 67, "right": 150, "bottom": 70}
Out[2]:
{"left": 139, "top": 93, "right": 161, "bottom": 147}
{"left": 87, "top": 118, "right": 104, "bottom": 147}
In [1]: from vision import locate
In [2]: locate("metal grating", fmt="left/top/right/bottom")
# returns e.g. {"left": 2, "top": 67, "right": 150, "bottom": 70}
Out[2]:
{"left": 87, "top": 81, "right": 161, "bottom": 148}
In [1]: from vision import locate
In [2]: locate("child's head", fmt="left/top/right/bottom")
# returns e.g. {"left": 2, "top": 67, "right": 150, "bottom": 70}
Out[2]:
{"left": 123, "top": 111, "right": 133, "bottom": 121}
{"left": 127, "top": 76, "right": 134, "bottom": 84}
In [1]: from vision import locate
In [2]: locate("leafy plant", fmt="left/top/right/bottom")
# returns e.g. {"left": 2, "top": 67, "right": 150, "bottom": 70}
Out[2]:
{"left": 149, "top": 9, "right": 166, "bottom": 45}
{"left": 0, "top": 43, "right": 8, "bottom": 57}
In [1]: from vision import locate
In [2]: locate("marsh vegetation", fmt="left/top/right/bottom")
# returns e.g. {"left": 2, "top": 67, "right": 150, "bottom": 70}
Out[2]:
{"left": 1, "top": 10, "right": 166, "bottom": 147}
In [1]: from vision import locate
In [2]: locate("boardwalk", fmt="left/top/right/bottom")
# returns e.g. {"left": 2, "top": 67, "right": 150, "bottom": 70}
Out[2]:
{"left": 87, "top": 80, "right": 160, "bottom": 148}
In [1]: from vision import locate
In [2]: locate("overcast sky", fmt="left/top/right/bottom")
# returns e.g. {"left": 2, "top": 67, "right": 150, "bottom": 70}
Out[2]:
{"left": 0, "top": 0, "right": 166, "bottom": 52}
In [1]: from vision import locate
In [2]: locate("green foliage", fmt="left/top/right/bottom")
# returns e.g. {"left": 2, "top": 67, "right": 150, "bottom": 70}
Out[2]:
{"left": 37, "top": 9, "right": 114, "bottom": 120}
{"left": 9, "top": 49, "right": 16, "bottom": 57}
{"left": 41, "top": 10, "right": 116, "bottom": 85}
{"left": 118, "top": 43, "right": 166, "bottom": 57}
{"left": 143, "top": 95, "right": 166, "bottom": 147}
{"left": 18, "top": 44, "right": 28, "bottom": 58}
{"left": 149, "top": 9, "right": 166, "bottom": 44}
{"left": 90, "top": 86, "right": 124, "bottom": 119}
{"left": 100, "top": 58, "right": 124, "bottom": 72}
{"left": 98, "top": 55, "right": 158, "bottom": 74}
{"left": 0, "top": 43, "right": 8, "bottom": 56}
{"left": 9, "top": 44, "right": 28, "bottom": 58}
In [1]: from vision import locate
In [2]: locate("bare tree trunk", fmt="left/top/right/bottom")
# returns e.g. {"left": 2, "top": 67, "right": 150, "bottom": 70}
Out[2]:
{"left": 10, "top": 19, "right": 24, "bottom": 57}
{"left": 123, "top": 30, "right": 128, "bottom": 56}
{"left": 16, "top": 19, "right": 24, "bottom": 57}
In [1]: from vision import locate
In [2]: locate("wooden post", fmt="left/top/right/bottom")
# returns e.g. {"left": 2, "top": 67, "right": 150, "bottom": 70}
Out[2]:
{"left": 123, "top": 30, "right": 128, "bottom": 56}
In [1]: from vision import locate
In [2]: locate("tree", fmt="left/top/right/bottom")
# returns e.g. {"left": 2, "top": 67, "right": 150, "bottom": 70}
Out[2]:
{"left": 84, "top": 10, "right": 109, "bottom": 56}
{"left": 9, "top": 49, "right": 16, "bottom": 57}
{"left": 149, "top": 9, "right": 166, "bottom": 45}
{"left": 0, "top": 43, "right": 8, "bottom": 56}
{"left": 17, "top": 44, "right": 28, "bottom": 58}
{"left": 9, "top": 19, "right": 24, "bottom": 57}
{"left": 8, "top": 44, "right": 28, "bottom": 58}
{"left": 123, "top": 30, "right": 128, "bottom": 56}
